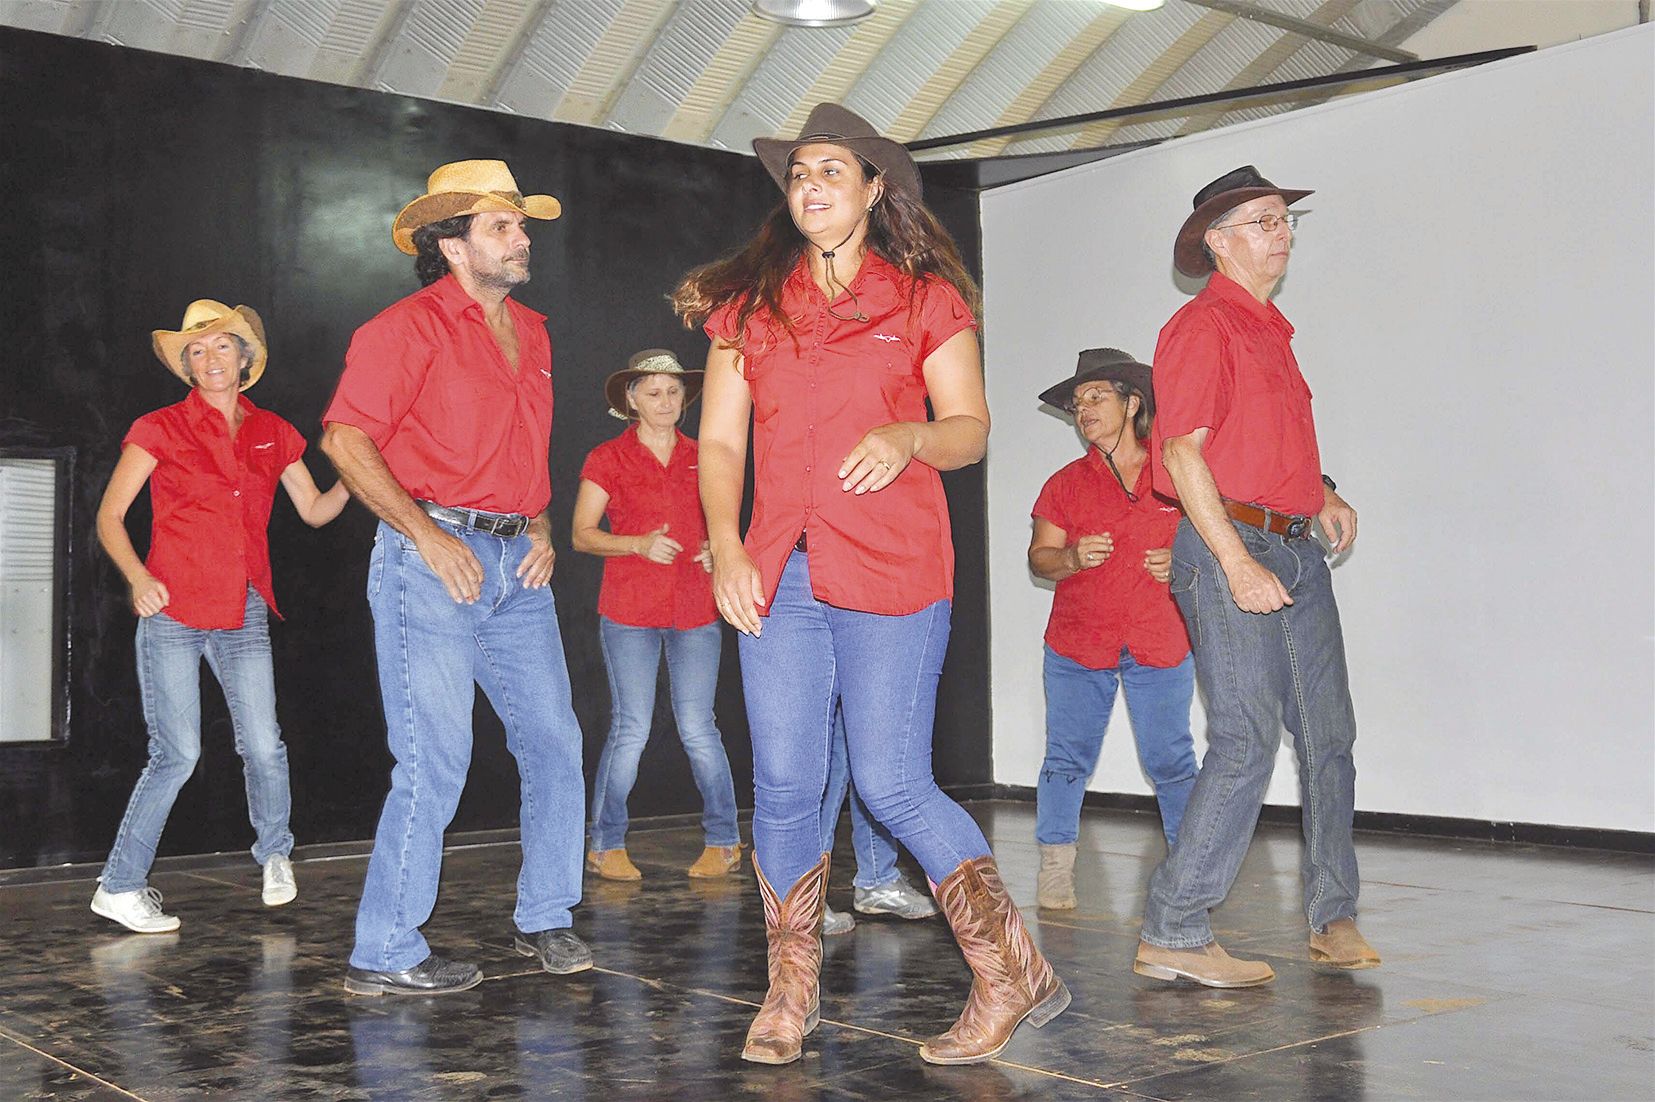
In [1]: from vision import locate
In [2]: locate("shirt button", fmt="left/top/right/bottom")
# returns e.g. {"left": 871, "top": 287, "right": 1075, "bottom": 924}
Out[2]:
{"left": 233, "top": 490, "right": 241, "bottom": 497}
{"left": 805, "top": 466, "right": 811, "bottom": 473}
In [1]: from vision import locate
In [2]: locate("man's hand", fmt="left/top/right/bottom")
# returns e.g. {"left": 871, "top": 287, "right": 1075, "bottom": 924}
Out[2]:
{"left": 1069, "top": 533, "right": 1114, "bottom": 572}
{"left": 129, "top": 572, "right": 170, "bottom": 618}
{"left": 1223, "top": 555, "right": 1293, "bottom": 613}
{"left": 634, "top": 524, "right": 684, "bottom": 564}
{"left": 1318, "top": 486, "right": 1357, "bottom": 554}
{"left": 1143, "top": 547, "right": 1173, "bottom": 584}
{"left": 416, "top": 527, "right": 485, "bottom": 603}
{"left": 516, "top": 529, "right": 556, "bottom": 589}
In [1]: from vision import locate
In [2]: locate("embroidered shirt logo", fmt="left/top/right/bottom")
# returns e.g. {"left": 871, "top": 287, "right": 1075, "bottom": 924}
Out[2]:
{"left": 872, "top": 334, "right": 901, "bottom": 343}
{"left": 254, "top": 442, "right": 274, "bottom": 450}
{"left": 539, "top": 368, "right": 552, "bottom": 378}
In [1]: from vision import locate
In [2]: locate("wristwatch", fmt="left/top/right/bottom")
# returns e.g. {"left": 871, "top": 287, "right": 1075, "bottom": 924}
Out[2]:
{"left": 1321, "top": 474, "right": 1337, "bottom": 492}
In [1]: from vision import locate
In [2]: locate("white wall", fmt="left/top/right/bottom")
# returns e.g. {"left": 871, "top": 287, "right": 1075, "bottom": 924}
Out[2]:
{"left": 980, "top": 26, "right": 1654, "bottom": 833}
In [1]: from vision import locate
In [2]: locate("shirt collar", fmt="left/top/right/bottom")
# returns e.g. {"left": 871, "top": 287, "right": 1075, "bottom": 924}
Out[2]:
{"left": 623, "top": 423, "right": 692, "bottom": 463}
{"left": 427, "top": 273, "right": 548, "bottom": 326}
{"left": 184, "top": 386, "right": 257, "bottom": 427}
{"left": 1204, "top": 270, "right": 1293, "bottom": 334}
{"left": 785, "top": 249, "right": 906, "bottom": 305}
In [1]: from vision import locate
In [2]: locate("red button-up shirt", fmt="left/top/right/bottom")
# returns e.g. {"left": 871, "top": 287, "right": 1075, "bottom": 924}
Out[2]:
{"left": 323, "top": 275, "right": 555, "bottom": 517}
{"left": 1033, "top": 449, "right": 1190, "bottom": 670}
{"left": 706, "top": 253, "right": 977, "bottom": 616}
{"left": 1150, "top": 271, "right": 1324, "bottom": 517}
{"left": 124, "top": 389, "right": 305, "bottom": 630}
{"left": 580, "top": 426, "right": 717, "bottom": 630}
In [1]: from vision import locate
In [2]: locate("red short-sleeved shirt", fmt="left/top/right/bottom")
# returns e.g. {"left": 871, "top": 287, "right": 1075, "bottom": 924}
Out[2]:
{"left": 705, "top": 253, "right": 976, "bottom": 616}
{"left": 580, "top": 426, "right": 717, "bottom": 630}
{"left": 322, "top": 275, "right": 555, "bottom": 517}
{"left": 1033, "top": 449, "right": 1190, "bottom": 670}
{"left": 1150, "top": 271, "right": 1324, "bottom": 516}
{"left": 124, "top": 389, "right": 305, "bottom": 630}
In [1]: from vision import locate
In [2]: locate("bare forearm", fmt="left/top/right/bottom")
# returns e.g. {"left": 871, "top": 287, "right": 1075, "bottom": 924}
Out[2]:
{"left": 1163, "top": 439, "right": 1249, "bottom": 571}
{"left": 572, "top": 526, "right": 644, "bottom": 557}
{"left": 699, "top": 441, "right": 747, "bottom": 548}
{"left": 909, "top": 414, "right": 988, "bottom": 472}
{"left": 1029, "top": 545, "right": 1079, "bottom": 582}
{"left": 321, "top": 424, "right": 441, "bottom": 542}
{"left": 96, "top": 509, "right": 151, "bottom": 585}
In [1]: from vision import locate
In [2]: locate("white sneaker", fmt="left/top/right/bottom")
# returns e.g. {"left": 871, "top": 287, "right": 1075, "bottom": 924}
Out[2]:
{"left": 821, "top": 903, "right": 856, "bottom": 936}
{"left": 91, "top": 886, "right": 181, "bottom": 933}
{"left": 854, "top": 877, "right": 938, "bottom": 919}
{"left": 262, "top": 854, "right": 297, "bottom": 907}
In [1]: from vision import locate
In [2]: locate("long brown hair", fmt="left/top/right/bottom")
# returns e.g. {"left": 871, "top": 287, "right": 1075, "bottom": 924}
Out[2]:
{"left": 671, "top": 162, "right": 980, "bottom": 343}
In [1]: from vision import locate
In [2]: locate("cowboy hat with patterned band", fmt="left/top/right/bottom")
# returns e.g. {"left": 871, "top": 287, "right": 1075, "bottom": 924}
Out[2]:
{"left": 752, "top": 102, "right": 923, "bottom": 201}
{"left": 604, "top": 349, "right": 706, "bottom": 421}
{"left": 151, "top": 300, "right": 268, "bottom": 391}
{"left": 1038, "top": 347, "right": 1155, "bottom": 419}
{"left": 391, "top": 159, "right": 562, "bottom": 255}
{"left": 1174, "top": 165, "right": 1313, "bottom": 278}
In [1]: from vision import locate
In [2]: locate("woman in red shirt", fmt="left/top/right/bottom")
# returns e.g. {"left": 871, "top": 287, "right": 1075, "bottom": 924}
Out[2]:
{"left": 91, "top": 300, "right": 348, "bottom": 934}
{"left": 571, "top": 350, "right": 741, "bottom": 883}
{"left": 676, "top": 103, "right": 1068, "bottom": 1067}
{"left": 1028, "top": 350, "right": 1197, "bottom": 911}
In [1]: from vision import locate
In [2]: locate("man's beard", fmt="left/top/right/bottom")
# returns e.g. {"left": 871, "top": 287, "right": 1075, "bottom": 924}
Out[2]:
{"left": 469, "top": 249, "right": 532, "bottom": 291}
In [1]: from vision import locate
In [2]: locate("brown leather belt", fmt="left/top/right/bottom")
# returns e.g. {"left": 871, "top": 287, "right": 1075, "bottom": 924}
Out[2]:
{"left": 1222, "top": 499, "right": 1313, "bottom": 540}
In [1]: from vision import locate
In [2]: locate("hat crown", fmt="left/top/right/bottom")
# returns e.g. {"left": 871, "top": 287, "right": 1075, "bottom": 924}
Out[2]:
{"left": 626, "top": 349, "right": 686, "bottom": 375}
{"left": 794, "top": 103, "right": 880, "bottom": 144}
{"left": 180, "top": 299, "right": 236, "bottom": 332}
{"left": 426, "top": 159, "right": 521, "bottom": 198}
{"left": 1192, "top": 165, "right": 1276, "bottom": 211}
{"left": 1076, "top": 347, "right": 1141, "bottom": 374}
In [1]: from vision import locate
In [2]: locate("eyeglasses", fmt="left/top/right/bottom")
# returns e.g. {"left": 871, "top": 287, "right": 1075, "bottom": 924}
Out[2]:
{"left": 1212, "top": 211, "right": 1300, "bottom": 234}
{"left": 1066, "top": 387, "right": 1117, "bottom": 413}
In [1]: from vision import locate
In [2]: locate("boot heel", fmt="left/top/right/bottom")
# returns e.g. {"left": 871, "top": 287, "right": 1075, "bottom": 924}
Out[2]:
{"left": 1133, "top": 960, "right": 1179, "bottom": 982}
{"left": 1027, "top": 981, "right": 1071, "bottom": 1028}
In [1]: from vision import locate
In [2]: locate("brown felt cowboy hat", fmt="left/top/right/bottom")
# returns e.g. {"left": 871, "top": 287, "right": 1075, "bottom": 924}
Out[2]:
{"left": 1037, "top": 348, "right": 1154, "bottom": 418}
{"left": 752, "top": 102, "right": 923, "bottom": 200}
{"left": 391, "top": 160, "right": 561, "bottom": 255}
{"left": 151, "top": 300, "right": 268, "bottom": 391}
{"left": 604, "top": 349, "right": 705, "bottom": 421}
{"left": 1174, "top": 165, "right": 1313, "bottom": 277}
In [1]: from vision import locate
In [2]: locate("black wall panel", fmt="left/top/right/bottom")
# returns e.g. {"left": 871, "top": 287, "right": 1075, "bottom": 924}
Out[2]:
{"left": 0, "top": 27, "right": 991, "bottom": 870}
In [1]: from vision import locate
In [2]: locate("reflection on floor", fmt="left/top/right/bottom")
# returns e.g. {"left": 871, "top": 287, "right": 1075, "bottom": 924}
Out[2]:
{"left": 1, "top": 802, "right": 1650, "bottom": 1100}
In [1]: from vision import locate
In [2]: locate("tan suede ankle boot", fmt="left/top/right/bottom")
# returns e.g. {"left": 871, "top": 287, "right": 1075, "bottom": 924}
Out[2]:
{"left": 741, "top": 853, "right": 830, "bottom": 1065}
{"left": 1036, "top": 843, "right": 1077, "bottom": 909}
{"left": 920, "top": 856, "right": 1071, "bottom": 1065}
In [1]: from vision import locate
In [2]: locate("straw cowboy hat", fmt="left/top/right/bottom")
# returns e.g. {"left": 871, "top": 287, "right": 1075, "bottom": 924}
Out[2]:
{"left": 391, "top": 160, "right": 562, "bottom": 255}
{"left": 1174, "top": 165, "right": 1313, "bottom": 277}
{"left": 1037, "top": 347, "right": 1154, "bottom": 418}
{"left": 151, "top": 300, "right": 268, "bottom": 391}
{"left": 604, "top": 349, "right": 705, "bottom": 421}
{"left": 752, "top": 102, "right": 923, "bottom": 200}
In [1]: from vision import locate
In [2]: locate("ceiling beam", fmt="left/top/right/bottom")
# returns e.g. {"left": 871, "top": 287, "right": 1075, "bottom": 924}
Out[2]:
{"left": 1180, "top": 0, "right": 1417, "bottom": 63}
{"left": 907, "top": 45, "right": 1530, "bottom": 152}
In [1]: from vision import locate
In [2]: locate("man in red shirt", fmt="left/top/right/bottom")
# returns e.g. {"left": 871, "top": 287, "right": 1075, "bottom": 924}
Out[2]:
{"left": 1134, "top": 166, "right": 1379, "bottom": 989}
{"left": 322, "top": 160, "right": 590, "bottom": 995}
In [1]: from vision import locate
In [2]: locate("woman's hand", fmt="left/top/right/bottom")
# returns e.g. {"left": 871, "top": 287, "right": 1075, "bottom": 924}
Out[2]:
{"left": 710, "top": 538, "right": 765, "bottom": 636}
{"left": 1143, "top": 547, "right": 1172, "bottom": 584}
{"left": 1068, "top": 533, "right": 1114, "bottom": 572}
{"left": 693, "top": 540, "right": 713, "bottom": 574}
{"left": 839, "top": 423, "right": 920, "bottom": 495}
{"left": 129, "top": 571, "right": 171, "bottom": 618}
{"left": 633, "top": 524, "right": 684, "bottom": 564}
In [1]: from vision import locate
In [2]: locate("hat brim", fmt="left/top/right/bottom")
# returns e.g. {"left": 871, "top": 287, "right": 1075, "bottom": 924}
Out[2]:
{"left": 151, "top": 306, "right": 268, "bottom": 392}
{"left": 604, "top": 368, "right": 706, "bottom": 421}
{"left": 392, "top": 192, "right": 562, "bottom": 255}
{"left": 752, "top": 134, "right": 923, "bottom": 201}
{"left": 1174, "top": 185, "right": 1313, "bottom": 277}
{"left": 1038, "top": 362, "right": 1154, "bottom": 418}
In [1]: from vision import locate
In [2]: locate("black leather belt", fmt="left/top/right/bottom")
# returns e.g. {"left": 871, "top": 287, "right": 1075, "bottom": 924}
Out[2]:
{"left": 417, "top": 500, "right": 530, "bottom": 539}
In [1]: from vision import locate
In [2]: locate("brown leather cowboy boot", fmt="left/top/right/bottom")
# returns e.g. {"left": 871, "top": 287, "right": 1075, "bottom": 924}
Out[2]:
{"left": 920, "top": 855, "right": 1071, "bottom": 1065}
{"left": 741, "top": 853, "right": 830, "bottom": 1065}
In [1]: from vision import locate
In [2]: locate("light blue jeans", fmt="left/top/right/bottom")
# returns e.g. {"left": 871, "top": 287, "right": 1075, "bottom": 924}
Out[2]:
{"left": 1141, "top": 519, "right": 1360, "bottom": 947}
{"left": 589, "top": 617, "right": 740, "bottom": 851}
{"left": 819, "top": 706, "right": 903, "bottom": 889}
{"left": 738, "top": 550, "right": 990, "bottom": 894}
{"left": 350, "top": 520, "right": 585, "bottom": 972}
{"left": 100, "top": 587, "right": 292, "bottom": 893}
{"left": 1036, "top": 646, "right": 1198, "bottom": 847}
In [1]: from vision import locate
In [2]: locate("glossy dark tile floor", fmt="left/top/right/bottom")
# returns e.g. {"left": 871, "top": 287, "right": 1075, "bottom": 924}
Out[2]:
{"left": 2, "top": 802, "right": 1650, "bottom": 1100}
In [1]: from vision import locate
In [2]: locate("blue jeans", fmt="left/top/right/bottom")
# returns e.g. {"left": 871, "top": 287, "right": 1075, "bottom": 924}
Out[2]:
{"left": 101, "top": 587, "right": 293, "bottom": 892}
{"left": 819, "top": 706, "right": 903, "bottom": 889}
{"left": 738, "top": 550, "right": 989, "bottom": 894}
{"left": 350, "top": 520, "right": 585, "bottom": 972}
{"left": 589, "top": 617, "right": 740, "bottom": 851}
{"left": 1037, "top": 646, "right": 1198, "bottom": 847}
{"left": 1141, "top": 519, "right": 1360, "bottom": 947}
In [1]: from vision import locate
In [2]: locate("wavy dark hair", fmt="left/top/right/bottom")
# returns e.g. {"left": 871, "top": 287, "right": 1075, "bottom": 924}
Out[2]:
{"left": 671, "top": 159, "right": 980, "bottom": 343}
{"left": 412, "top": 214, "right": 475, "bottom": 287}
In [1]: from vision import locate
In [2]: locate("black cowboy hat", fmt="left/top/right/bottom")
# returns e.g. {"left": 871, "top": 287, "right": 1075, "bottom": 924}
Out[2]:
{"left": 1037, "top": 348, "right": 1154, "bottom": 417}
{"left": 1174, "top": 165, "right": 1313, "bottom": 277}
{"left": 752, "top": 102, "right": 923, "bottom": 200}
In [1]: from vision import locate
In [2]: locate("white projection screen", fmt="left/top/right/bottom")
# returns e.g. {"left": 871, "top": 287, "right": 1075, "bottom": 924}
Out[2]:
{"left": 980, "top": 26, "right": 1653, "bottom": 833}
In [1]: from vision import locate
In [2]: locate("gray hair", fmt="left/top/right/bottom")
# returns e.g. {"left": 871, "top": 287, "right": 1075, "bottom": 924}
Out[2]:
{"left": 178, "top": 332, "right": 255, "bottom": 387}
{"left": 1200, "top": 203, "right": 1243, "bottom": 269}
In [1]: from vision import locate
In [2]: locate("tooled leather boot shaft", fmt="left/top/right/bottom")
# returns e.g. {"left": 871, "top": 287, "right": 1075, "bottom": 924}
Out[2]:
{"left": 742, "top": 853, "right": 830, "bottom": 1064}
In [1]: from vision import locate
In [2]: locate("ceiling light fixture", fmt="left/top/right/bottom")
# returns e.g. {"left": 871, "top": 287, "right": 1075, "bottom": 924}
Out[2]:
{"left": 753, "top": 0, "right": 878, "bottom": 28}
{"left": 1102, "top": 0, "right": 1165, "bottom": 10}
